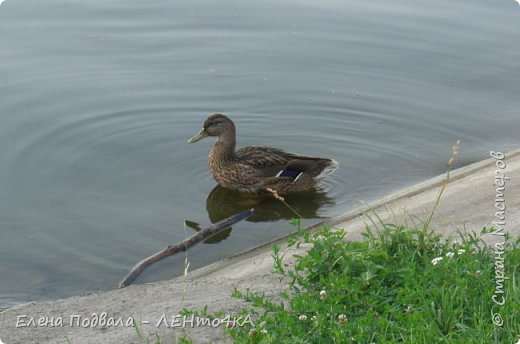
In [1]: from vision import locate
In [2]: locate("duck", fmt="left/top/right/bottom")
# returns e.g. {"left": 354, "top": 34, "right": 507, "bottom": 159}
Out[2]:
{"left": 187, "top": 114, "right": 338, "bottom": 195}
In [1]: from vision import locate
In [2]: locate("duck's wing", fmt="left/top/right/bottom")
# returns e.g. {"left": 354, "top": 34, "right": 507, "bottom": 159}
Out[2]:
{"left": 235, "top": 146, "right": 294, "bottom": 177}
{"left": 236, "top": 145, "right": 337, "bottom": 179}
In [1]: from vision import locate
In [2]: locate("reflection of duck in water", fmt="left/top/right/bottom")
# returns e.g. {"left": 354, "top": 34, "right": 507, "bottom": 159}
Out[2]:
{"left": 188, "top": 114, "right": 338, "bottom": 195}
{"left": 185, "top": 186, "right": 335, "bottom": 244}
{"left": 206, "top": 185, "right": 334, "bottom": 223}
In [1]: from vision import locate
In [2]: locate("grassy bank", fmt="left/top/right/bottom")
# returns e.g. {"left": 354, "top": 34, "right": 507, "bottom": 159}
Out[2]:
{"left": 216, "top": 220, "right": 519, "bottom": 343}
{"left": 134, "top": 217, "right": 520, "bottom": 343}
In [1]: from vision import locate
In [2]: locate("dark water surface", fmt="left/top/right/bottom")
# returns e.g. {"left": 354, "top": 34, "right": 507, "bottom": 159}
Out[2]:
{"left": 0, "top": 0, "right": 519, "bottom": 307}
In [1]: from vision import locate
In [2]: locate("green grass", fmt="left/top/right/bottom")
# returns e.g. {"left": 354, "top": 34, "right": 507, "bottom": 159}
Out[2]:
{"left": 222, "top": 220, "right": 519, "bottom": 343}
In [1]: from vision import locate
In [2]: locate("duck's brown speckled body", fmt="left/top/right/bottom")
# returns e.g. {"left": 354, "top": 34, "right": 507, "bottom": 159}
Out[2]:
{"left": 188, "top": 114, "right": 338, "bottom": 195}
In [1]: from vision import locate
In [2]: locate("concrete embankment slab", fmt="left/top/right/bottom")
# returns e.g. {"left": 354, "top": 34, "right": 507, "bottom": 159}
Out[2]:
{"left": 328, "top": 148, "right": 519, "bottom": 243}
{"left": 1, "top": 149, "right": 518, "bottom": 344}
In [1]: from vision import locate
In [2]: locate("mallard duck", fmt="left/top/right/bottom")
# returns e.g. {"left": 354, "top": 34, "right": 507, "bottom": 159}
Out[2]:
{"left": 188, "top": 114, "right": 338, "bottom": 195}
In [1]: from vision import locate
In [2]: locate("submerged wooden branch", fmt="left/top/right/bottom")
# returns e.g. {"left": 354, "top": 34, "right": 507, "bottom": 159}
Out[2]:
{"left": 119, "top": 208, "right": 254, "bottom": 288}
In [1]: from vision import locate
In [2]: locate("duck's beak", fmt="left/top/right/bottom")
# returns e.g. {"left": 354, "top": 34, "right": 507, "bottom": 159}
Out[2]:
{"left": 187, "top": 129, "right": 208, "bottom": 143}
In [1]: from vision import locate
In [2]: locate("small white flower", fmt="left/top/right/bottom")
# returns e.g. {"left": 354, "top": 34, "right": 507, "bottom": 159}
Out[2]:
{"left": 319, "top": 290, "right": 328, "bottom": 300}
{"left": 457, "top": 249, "right": 466, "bottom": 255}
{"left": 431, "top": 257, "right": 443, "bottom": 265}
{"left": 475, "top": 270, "right": 482, "bottom": 277}
{"left": 445, "top": 252, "right": 455, "bottom": 258}
{"left": 299, "top": 314, "right": 308, "bottom": 321}
{"left": 338, "top": 314, "right": 348, "bottom": 324}
{"left": 261, "top": 329, "right": 268, "bottom": 334}
{"left": 311, "top": 315, "right": 318, "bottom": 322}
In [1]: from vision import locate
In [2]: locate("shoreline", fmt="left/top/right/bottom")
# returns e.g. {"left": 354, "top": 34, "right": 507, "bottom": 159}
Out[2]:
{"left": 1, "top": 148, "right": 519, "bottom": 344}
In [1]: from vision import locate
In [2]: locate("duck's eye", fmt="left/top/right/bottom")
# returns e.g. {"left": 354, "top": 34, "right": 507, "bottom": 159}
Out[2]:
{"left": 209, "top": 120, "right": 222, "bottom": 127}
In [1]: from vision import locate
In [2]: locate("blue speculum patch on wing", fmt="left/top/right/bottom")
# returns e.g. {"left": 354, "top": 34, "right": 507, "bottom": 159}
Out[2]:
{"left": 275, "top": 169, "right": 303, "bottom": 182}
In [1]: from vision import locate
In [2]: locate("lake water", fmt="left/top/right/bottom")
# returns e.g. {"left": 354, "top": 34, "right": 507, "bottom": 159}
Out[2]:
{"left": 0, "top": 0, "right": 519, "bottom": 307}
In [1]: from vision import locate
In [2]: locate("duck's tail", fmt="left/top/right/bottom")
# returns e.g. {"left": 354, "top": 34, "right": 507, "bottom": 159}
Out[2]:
{"left": 314, "top": 158, "right": 338, "bottom": 181}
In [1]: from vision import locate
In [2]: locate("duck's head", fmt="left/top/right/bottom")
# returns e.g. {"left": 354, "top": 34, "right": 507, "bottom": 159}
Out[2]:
{"left": 188, "top": 113, "right": 236, "bottom": 143}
